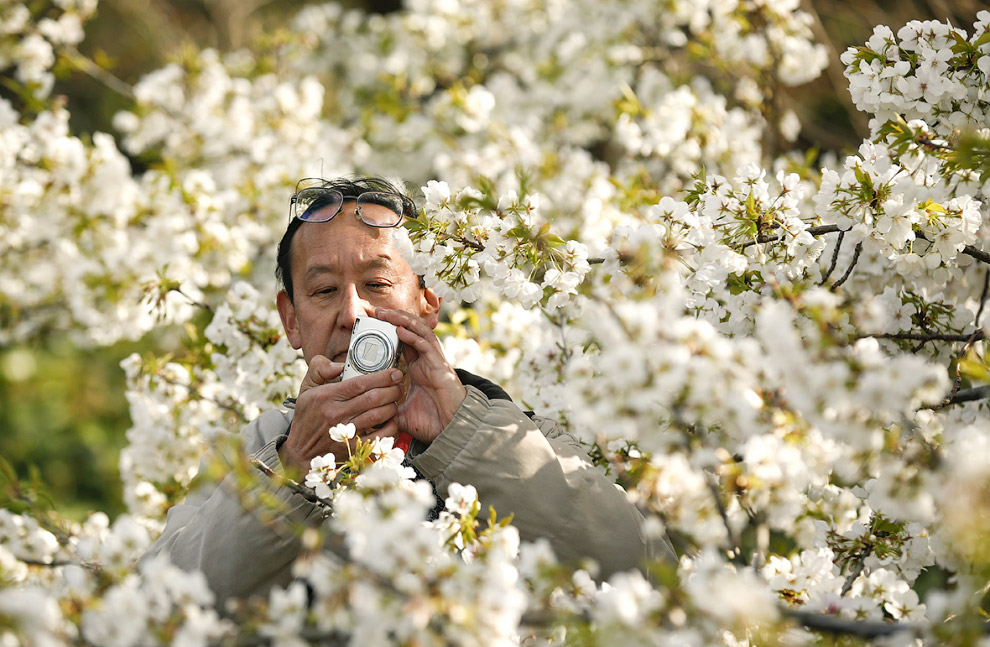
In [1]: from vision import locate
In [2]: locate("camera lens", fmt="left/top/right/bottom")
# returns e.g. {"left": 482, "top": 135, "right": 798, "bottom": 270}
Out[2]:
{"left": 350, "top": 332, "right": 394, "bottom": 373}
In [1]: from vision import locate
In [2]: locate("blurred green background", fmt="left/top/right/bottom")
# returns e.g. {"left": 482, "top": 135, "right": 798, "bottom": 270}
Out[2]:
{"left": 0, "top": 0, "right": 984, "bottom": 520}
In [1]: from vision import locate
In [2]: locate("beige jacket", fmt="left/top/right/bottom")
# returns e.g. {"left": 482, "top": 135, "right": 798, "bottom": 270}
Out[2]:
{"left": 145, "top": 384, "right": 674, "bottom": 604}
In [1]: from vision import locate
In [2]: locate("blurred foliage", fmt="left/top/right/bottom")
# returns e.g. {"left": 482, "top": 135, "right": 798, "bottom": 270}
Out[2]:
{"left": 1, "top": 0, "right": 986, "bottom": 519}
{"left": 0, "top": 337, "right": 149, "bottom": 520}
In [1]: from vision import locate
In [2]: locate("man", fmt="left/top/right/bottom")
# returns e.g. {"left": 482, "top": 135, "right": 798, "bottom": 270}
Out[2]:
{"left": 145, "top": 177, "right": 673, "bottom": 604}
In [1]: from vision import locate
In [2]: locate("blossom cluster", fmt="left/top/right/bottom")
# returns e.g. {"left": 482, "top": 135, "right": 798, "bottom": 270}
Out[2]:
{"left": 843, "top": 16, "right": 990, "bottom": 135}
{"left": 120, "top": 281, "right": 305, "bottom": 519}
{"left": 0, "top": 0, "right": 94, "bottom": 99}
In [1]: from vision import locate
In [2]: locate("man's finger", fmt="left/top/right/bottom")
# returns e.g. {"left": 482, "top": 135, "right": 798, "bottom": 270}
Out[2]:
{"left": 328, "top": 369, "right": 403, "bottom": 399}
{"left": 300, "top": 355, "right": 343, "bottom": 391}
{"left": 351, "top": 407, "right": 400, "bottom": 435}
{"left": 377, "top": 308, "right": 432, "bottom": 337}
{"left": 378, "top": 308, "right": 443, "bottom": 359}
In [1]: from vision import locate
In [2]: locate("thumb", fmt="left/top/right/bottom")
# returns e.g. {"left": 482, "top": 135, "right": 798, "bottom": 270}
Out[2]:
{"left": 300, "top": 355, "right": 342, "bottom": 393}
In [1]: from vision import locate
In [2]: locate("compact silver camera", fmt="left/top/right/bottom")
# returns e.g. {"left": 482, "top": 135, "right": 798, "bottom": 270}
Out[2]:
{"left": 341, "top": 316, "right": 403, "bottom": 380}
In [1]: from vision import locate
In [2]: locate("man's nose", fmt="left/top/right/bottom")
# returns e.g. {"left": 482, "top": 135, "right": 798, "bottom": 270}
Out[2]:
{"left": 338, "top": 284, "right": 375, "bottom": 329}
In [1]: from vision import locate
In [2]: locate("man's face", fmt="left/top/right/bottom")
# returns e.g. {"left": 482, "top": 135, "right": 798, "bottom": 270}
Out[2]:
{"left": 276, "top": 200, "right": 439, "bottom": 364}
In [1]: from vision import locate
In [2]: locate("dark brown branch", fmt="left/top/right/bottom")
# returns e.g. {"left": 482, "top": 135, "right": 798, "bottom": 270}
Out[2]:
{"left": 867, "top": 331, "right": 985, "bottom": 343}
{"left": 941, "top": 326, "right": 987, "bottom": 408}
{"left": 829, "top": 242, "right": 863, "bottom": 290}
{"left": 739, "top": 224, "right": 843, "bottom": 250}
{"left": 964, "top": 244, "right": 990, "bottom": 265}
{"left": 18, "top": 557, "right": 102, "bottom": 572}
{"left": 840, "top": 547, "right": 870, "bottom": 596}
{"left": 975, "top": 270, "right": 990, "bottom": 327}
{"left": 914, "top": 231, "right": 990, "bottom": 265}
{"left": 819, "top": 230, "right": 846, "bottom": 286}
{"left": 941, "top": 385, "right": 990, "bottom": 406}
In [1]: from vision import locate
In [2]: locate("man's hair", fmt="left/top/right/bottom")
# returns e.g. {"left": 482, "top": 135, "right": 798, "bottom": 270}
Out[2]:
{"left": 276, "top": 176, "right": 416, "bottom": 303}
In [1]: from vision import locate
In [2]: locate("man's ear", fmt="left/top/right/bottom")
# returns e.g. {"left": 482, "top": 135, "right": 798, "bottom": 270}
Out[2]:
{"left": 421, "top": 287, "right": 441, "bottom": 329}
{"left": 276, "top": 290, "right": 302, "bottom": 349}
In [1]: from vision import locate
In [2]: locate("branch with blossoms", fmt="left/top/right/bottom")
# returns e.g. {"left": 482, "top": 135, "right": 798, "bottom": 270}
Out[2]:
{"left": 398, "top": 179, "right": 592, "bottom": 310}
{"left": 251, "top": 458, "right": 334, "bottom": 509}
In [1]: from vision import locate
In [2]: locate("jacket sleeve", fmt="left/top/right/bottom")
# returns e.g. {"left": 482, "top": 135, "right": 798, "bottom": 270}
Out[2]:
{"left": 141, "top": 428, "right": 324, "bottom": 606}
{"left": 410, "top": 385, "right": 676, "bottom": 578}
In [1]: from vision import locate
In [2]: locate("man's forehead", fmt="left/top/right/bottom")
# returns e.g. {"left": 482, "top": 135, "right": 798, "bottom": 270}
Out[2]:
{"left": 289, "top": 214, "right": 412, "bottom": 279}
{"left": 303, "top": 255, "right": 397, "bottom": 278}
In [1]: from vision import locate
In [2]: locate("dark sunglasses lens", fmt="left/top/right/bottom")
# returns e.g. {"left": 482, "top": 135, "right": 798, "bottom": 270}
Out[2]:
{"left": 296, "top": 188, "right": 343, "bottom": 222}
{"left": 357, "top": 192, "right": 405, "bottom": 226}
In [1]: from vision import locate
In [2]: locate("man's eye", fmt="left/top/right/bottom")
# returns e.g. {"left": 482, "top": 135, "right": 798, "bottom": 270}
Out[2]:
{"left": 316, "top": 287, "right": 336, "bottom": 295}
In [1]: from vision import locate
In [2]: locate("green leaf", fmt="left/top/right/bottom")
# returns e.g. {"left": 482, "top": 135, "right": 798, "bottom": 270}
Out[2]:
{"left": 745, "top": 192, "right": 758, "bottom": 221}
{"left": 0, "top": 456, "right": 17, "bottom": 486}
{"left": 506, "top": 224, "right": 530, "bottom": 239}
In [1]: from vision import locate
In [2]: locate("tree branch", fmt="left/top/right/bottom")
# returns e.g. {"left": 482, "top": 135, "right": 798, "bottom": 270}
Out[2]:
{"left": 64, "top": 46, "right": 135, "bottom": 100}
{"left": 839, "top": 546, "right": 870, "bottom": 596}
{"left": 819, "top": 230, "right": 846, "bottom": 286}
{"left": 18, "top": 557, "right": 102, "bottom": 572}
{"left": 963, "top": 244, "right": 990, "bottom": 265}
{"left": 829, "top": 242, "right": 862, "bottom": 290}
{"left": 940, "top": 384, "right": 990, "bottom": 406}
{"left": 975, "top": 269, "right": 990, "bottom": 328}
{"left": 914, "top": 231, "right": 990, "bottom": 265}
{"left": 867, "top": 331, "right": 985, "bottom": 343}
{"left": 940, "top": 324, "right": 987, "bottom": 408}
{"left": 252, "top": 458, "right": 334, "bottom": 510}
{"left": 785, "top": 609, "right": 913, "bottom": 639}
{"left": 705, "top": 470, "right": 743, "bottom": 563}
{"left": 739, "top": 224, "right": 842, "bottom": 250}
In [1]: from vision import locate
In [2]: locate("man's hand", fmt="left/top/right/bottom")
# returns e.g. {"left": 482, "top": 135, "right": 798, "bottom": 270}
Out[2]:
{"left": 377, "top": 308, "right": 467, "bottom": 444}
{"left": 278, "top": 356, "right": 405, "bottom": 475}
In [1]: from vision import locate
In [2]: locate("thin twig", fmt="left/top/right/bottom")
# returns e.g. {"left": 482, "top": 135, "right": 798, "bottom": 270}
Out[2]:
{"left": 829, "top": 242, "right": 863, "bottom": 290}
{"left": 739, "top": 224, "right": 842, "bottom": 250}
{"left": 941, "top": 328, "right": 987, "bottom": 407}
{"left": 867, "top": 330, "right": 985, "bottom": 343}
{"left": 251, "top": 458, "right": 335, "bottom": 510}
{"left": 819, "top": 230, "right": 846, "bottom": 286}
{"left": 840, "top": 547, "right": 870, "bottom": 596}
{"left": 175, "top": 287, "right": 215, "bottom": 314}
{"left": 18, "top": 557, "right": 102, "bottom": 572}
{"left": 705, "top": 471, "right": 742, "bottom": 563}
{"left": 914, "top": 231, "right": 990, "bottom": 265}
{"left": 64, "top": 46, "right": 135, "bottom": 100}
{"left": 975, "top": 269, "right": 990, "bottom": 328}
{"left": 554, "top": 314, "right": 572, "bottom": 362}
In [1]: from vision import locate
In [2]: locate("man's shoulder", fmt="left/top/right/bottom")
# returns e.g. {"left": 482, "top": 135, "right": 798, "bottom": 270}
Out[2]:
{"left": 454, "top": 369, "right": 513, "bottom": 402}
{"left": 454, "top": 368, "right": 542, "bottom": 423}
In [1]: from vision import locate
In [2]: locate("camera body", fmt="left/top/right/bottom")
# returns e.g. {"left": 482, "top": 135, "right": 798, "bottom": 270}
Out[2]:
{"left": 341, "top": 316, "right": 403, "bottom": 381}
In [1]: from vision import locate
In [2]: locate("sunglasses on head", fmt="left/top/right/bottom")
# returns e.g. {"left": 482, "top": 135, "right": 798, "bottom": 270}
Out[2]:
{"left": 289, "top": 178, "right": 412, "bottom": 228}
